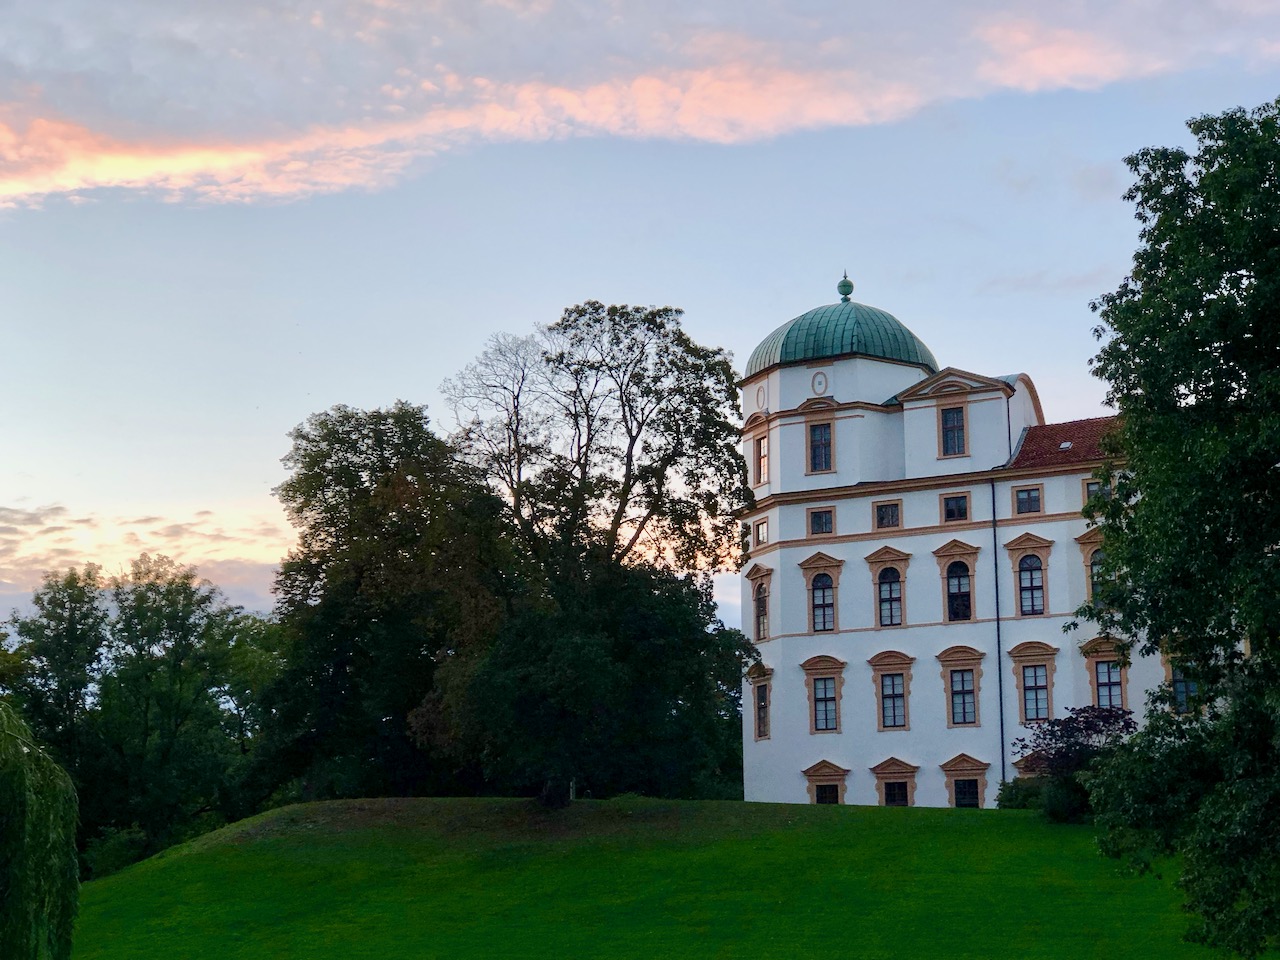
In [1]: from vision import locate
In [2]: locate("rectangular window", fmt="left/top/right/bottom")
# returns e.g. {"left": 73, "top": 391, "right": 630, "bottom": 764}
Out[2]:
{"left": 755, "top": 683, "right": 769, "bottom": 739}
{"left": 814, "top": 677, "right": 837, "bottom": 731}
{"left": 884, "top": 781, "right": 908, "bottom": 807}
{"left": 1015, "top": 486, "right": 1042, "bottom": 514}
{"left": 943, "top": 494, "right": 969, "bottom": 523}
{"left": 954, "top": 779, "right": 980, "bottom": 809}
{"left": 809, "top": 422, "right": 833, "bottom": 473}
{"left": 754, "top": 436, "right": 769, "bottom": 485}
{"left": 1172, "top": 668, "right": 1198, "bottom": 715}
{"left": 815, "top": 783, "right": 839, "bottom": 805}
{"left": 809, "top": 508, "right": 834, "bottom": 536}
{"left": 1023, "top": 665, "right": 1049, "bottom": 721}
{"left": 874, "top": 501, "right": 901, "bottom": 530}
{"left": 881, "top": 673, "right": 906, "bottom": 728}
{"left": 754, "top": 519, "right": 768, "bottom": 547}
{"left": 1085, "top": 480, "right": 1112, "bottom": 502}
{"left": 1096, "top": 661, "right": 1123, "bottom": 708}
{"left": 941, "top": 406, "right": 966, "bottom": 456}
{"left": 950, "top": 669, "right": 976, "bottom": 725}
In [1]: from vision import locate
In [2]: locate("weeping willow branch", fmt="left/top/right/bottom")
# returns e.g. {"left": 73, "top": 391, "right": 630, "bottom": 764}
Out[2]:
{"left": 0, "top": 700, "right": 79, "bottom": 960}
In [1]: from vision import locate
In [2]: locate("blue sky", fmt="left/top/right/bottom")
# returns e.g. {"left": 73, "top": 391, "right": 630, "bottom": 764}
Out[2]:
{"left": 3, "top": 1, "right": 1280, "bottom": 615}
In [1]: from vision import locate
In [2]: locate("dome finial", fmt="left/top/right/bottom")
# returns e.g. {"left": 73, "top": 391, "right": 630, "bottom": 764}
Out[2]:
{"left": 837, "top": 270, "right": 854, "bottom": 302}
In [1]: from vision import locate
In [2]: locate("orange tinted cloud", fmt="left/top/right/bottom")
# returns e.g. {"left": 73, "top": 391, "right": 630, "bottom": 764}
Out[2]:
{"left": 0, "top": 64, "right": 925, "bottom": 205}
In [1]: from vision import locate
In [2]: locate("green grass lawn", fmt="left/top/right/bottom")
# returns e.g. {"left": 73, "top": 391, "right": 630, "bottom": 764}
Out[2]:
{"left": 73, "top": 797, "right": 1213, "bottom": 960}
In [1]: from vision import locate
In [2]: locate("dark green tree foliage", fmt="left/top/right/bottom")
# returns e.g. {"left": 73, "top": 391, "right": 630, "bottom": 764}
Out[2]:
{"left": 433, "top": 559, "right": 754, "bottom": 803}
{"left": 93, "top": 556, "right": 244, "bottom": 850}
{"left": 264, "top": 402, "right": 512, "bottom": 799}
{"left": 445, "top": 302, "right": 751, "bottom": 574}
{"left": 8, "top": 566, "right": 108, "bottom": 794}
{"left": 1086, "top": 99, "right": 1280, "bottom": 956}
{"left": 6, "top": 557, "right": 272, "bottom": 872}
{"left": 0, "top": 700, "right": 77, "bottom": 960}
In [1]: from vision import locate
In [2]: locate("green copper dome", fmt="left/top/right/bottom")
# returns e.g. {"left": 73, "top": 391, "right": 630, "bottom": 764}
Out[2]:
{"left": 745, "top": 297, "right": 939, "bottom": 378}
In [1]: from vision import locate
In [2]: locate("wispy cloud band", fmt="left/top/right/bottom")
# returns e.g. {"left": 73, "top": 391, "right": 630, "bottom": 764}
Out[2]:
{"left": 0, "top": 2, "right": 1275, "bottom": 205}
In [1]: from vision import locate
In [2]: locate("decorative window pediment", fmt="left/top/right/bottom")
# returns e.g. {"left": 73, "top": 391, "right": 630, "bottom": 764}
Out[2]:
{"left": 745, "top": 662, "right": 773, "bottom": 682}
{"left": 895, "top": 367, "right": 1014, "bottom": 402}
{"left": 867, "top": 650, "right": 915, "bottom": 671}
{"left": 940, "top": 753, "right": 991, "bottom": 808}
{"left": 870, "top": 756, "right": 920, "bottom": 777}
{"left": 1004, "top": 532, "right": 1054, "bottom": 562}
{"left": 937, "top": 645, "right": 984, "bottom": 668}
{"left": 801, "top": 655, "right": 848, "bottom": 674}
{"left": 939, "top": 753, "right": 990, "bottom": 776}
{"left": 799, "top": 551, "right": 844, "bottom": 571}
{"left": 932, "top": 539, "right": 980, "bottom": 573}
{"left": 865, "top": 545, "right": 912, "bottom": 579}
{"left": 743, "top": 411, "right": 769, "bottom": 429}
{"left": 802, "top": 759, "right": 851, "bottom": 804}
{"left": 802, "top": 759, "right": 850, "bottom": 779}
{"left": 744, "top": 563, "right": 774, "bottom": 582}
{"left": 797, "top": 397, "right": 837, "bottom": 411}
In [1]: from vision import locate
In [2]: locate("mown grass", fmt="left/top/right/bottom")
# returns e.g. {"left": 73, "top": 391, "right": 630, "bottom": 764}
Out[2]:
{"left": 73, "top": 797, "right": 1213, "bottom": 960}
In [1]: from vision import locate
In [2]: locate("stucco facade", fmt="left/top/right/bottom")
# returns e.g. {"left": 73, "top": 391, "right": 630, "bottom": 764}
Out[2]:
{"left": 740, "top": 283, "right": 1159, "bottom": 808}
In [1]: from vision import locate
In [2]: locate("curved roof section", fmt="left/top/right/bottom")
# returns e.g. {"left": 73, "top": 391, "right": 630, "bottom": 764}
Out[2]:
{"left": 745, "top": 299, "right": 938, "bottom": 378}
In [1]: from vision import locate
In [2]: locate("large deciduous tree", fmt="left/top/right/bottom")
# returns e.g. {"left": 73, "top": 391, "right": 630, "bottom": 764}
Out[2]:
{"left": 262, "top": 402, "right": 513, "bottom": 800}
{"left": 0, "top": 701, "right": 77, "bottom": 960}
{"left": 1085, "top": 98, "right": 1280, "bottom": 957}
{"left": 445, "top": 302, "right": 751, "bottom": 574}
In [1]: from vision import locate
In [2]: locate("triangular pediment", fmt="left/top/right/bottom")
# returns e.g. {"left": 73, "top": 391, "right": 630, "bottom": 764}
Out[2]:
{"left": 870, "top": 756, "right": 921, "bottom": 776}
{"left": 1075, "top": 526, "right": 1105, "bottom": 545}
{"left": 933, "top": 539, "right": 981, "bottom": 559}
{"left": 799, "top": 551, "right": 845, "bottom": 570}
{"left": 867, "top": 650, "right": 915, "bottom": 669}
{"left": 896, "top": 367, "right": 1013, "bottom": 402}
{"left": 744, "top": 563, "right": 774, "bottom": 581}
{"left": 803, "top": 759, "right": 851, "bottom": 778}
{"left": 940, "top": 753, "right": 991, "bottom": 774}
{"left": 1003, "top": 532, "right": 1054, "bottom": 551}
{"left": 864, "top": 545, "right": 912, "bottom": 564}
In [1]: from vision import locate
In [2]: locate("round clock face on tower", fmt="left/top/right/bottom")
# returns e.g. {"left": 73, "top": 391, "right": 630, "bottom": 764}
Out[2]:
{"left": 755, "top": 385, "right": 766, "bottom": 409}
{"left": 811, "top": 371, "right": 829, "bottom": 396}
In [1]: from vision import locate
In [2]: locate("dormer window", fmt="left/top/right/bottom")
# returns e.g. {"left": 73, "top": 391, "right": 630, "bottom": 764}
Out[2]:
{"left": 940, "top": 406, "right": 967, "bottom": 457}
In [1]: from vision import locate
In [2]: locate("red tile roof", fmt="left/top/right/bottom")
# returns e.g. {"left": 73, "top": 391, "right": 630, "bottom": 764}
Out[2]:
{"left": 1007, "top": 416, "right": 1119, "bottom": 470}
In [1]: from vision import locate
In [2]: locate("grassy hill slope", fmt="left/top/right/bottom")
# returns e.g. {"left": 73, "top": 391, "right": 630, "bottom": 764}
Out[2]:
{"left": 74, "top": 797, "right": 1209, "bottom": 960}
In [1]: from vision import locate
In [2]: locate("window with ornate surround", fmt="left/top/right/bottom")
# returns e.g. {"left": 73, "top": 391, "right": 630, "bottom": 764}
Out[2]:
{"left": 807, "top": 506, "right": 836, "bottom": 538}
{"left": 800, "top": 552, "right": 845, "bottom": 635}
{"left": 802, "top": 655, "right": 847, "bottom": 735}
{"left": 868, "top": 650, "right": 915, "bottom": 732}
{"left": 745, "top": 564, "right": 773, "bottom": 643}
{"left": 938, "top": 403, "right": 969, "bottom": 458}
{"left": 1075, "top": 527, "right": 1105, "bottom": 602}
{"left": 1009, "top": 641, "right": 1059, "bottom": 723}
{"left": 937, "top": 645, "right": 984, "bottom": 728}
{"left": 803, "top": 759, "right": 850, "bottom": 805}
{"left": 870, "top": 757, "right": 920, "bottom": 807}
{"left": 940, "top": 754, "right": 990, "bottom": 808}
{"left": 865, "top": 546, "right": 911, "bottom": 628}
{"left": 933, "top": 539, "right": 980, "bottom": 623}
{"left": 806, "top": 420, "right": 835, "bottom": 474}
{"left": 1012, "top": 483, "right": 1044, "bottom": 515}
{"left": 1004, "top": 532, "right": 1053, "bottom": 618}
{"left": 746, "top": 662, "right": 772, "bottom": 741}
{"left": 872, "top": 499, "right": 903, "bottom": 531}
{"left": 1082, "top": 638, "right": 1129, "bottom": 710}
{"left": 940, "top": 492, "right": 970, "bottom": 523}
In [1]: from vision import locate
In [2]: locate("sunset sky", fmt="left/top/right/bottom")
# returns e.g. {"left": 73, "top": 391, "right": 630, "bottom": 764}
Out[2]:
{"left": 4, "top": 1, "right": 1280, "bottom": 617}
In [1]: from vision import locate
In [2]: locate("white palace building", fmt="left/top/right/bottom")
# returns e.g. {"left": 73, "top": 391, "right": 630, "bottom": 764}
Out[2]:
{"left": 739, "top": 275, "right": 1168, "bottom": 809}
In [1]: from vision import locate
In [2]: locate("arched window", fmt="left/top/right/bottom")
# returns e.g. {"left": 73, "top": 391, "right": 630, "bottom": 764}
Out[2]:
{"left": 754, "top": 583, "right": 768, "bottom": 640}
{"left": 811, "top": 573, "right": 834, "bottom": 632}
{"left": 946, "top": 561, "right": 971, "bottom": 621}
{"left": 878, "top": 568, "right": 903, "bottom": 627}
{"left": 1018, "top": 556, "right": 1044, "bottom": 616}
{"left": 1089, "top": 549, "right": 1105, "bottom": 599}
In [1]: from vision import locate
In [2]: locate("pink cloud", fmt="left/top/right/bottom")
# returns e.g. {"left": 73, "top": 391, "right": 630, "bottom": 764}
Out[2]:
{"left": 975, "top": 21, "right": 1169, "bottom": 92}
